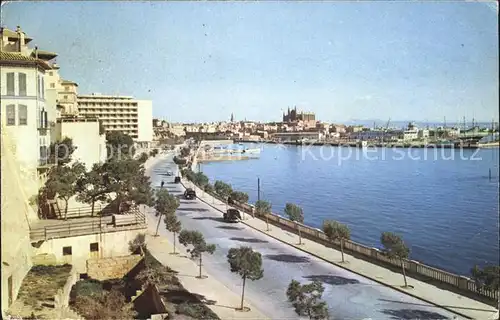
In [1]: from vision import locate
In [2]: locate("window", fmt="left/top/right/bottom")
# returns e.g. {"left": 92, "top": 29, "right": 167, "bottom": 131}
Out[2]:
{"left": 18, "top": 104, "right": 27, "bottom": 125}
{"left": 6, "top": 73, "right": 14, "bottom": 95}
{"left": 41, "top": 77, "right": 44, "bottom": 98}
{"left": 18, "top": 73, "right": 26, "bottom": 96}
{"left": 49, "top": 71, "right": 53, "bottom": 76}
{"left": 50, "top": 83, "right": 55, "bottom": 88}
{"left": 62, "top": 246, "right": 72, "bottom": 256}
{"left": 37, "top": 75, "right": 40, "bottom": 97}
{"left": 90, "top": 243, "right": 99, "bottom": 252}
{"left": 6, "top": 105, "right": 15, "bottom": 125}
{"left": 63, "top": 95, "right": 68, "bottom": 100}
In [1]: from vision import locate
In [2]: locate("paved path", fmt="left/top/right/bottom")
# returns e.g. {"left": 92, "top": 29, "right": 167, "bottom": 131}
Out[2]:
{"left": 143, "top": 154, "right": 500, "bottom": 320}
{"left": 145, "top": 232, "right": 269, "bottom": 319}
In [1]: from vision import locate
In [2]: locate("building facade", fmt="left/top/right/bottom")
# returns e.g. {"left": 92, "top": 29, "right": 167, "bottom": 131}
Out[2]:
{"left": 53, "top": 117, "right": 107, "bottom": 170}
{"left": 1, "top": 27, "right": 52, "bottom": 176}
{"left": 282, "top": 106, "right": 316, "bottom": 127}
{"left": 77, "top": 94, "right": 153, "bottom": 147}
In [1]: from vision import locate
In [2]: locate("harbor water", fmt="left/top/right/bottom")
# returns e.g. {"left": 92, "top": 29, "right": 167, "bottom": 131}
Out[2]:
{"left": 200, "top": 143, "right": 499, "bottom": 276}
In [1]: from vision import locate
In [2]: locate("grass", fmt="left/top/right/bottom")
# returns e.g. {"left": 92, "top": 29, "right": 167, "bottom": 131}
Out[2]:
{"left": 17, "top": 264, "right": 72, "bottom": 309}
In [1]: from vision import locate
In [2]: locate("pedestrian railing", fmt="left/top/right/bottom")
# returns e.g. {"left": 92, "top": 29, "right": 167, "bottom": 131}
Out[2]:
{"left": 30, "top": 208, "right": 146, "bottom": 242}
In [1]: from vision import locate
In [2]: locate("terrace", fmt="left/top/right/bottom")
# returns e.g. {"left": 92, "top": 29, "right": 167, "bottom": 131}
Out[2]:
{"left": 30, "top": 205, "right": 147, "bottom": 242}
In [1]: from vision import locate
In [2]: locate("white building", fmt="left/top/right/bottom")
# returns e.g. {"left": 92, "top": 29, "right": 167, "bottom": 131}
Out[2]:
{"left": 77, "top": 94, "right": 153, "bottom": 147}
{"left": 1, "top": 28, "right": 52, "bottom": 178}
{"left": 272, "top": 131, "right": 323, "bottom": 142}
{"left": 53, "top": 117, "right": 107, "bottom": 170}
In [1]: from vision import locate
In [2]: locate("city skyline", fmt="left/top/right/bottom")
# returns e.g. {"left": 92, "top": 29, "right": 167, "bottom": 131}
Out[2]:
{"left": 2, "top": 1, "right": 498, "bottom": 123}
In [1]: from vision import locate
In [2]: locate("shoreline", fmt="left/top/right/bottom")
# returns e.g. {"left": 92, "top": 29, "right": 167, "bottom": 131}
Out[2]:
{"left": 236, "top": 139, "right": 498, "bottom": 149}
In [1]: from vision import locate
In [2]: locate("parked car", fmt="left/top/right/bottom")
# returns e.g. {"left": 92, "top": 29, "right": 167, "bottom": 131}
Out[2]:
{"left": 223, "top": 209, "right": 242, "bottom": 222}
{"left": 184, "top": 188, "right": 196, "bottom": 200}
{"left": 166, "top": 171, "right": 173, "bottom": 176}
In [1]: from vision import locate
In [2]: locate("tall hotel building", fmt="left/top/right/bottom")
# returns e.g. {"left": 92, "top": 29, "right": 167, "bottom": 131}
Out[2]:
{"left": 77, "top": 94, "right": 153, "bottom": 147}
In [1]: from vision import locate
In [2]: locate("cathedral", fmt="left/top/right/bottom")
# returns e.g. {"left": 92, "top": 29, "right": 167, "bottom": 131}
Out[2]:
{"left": 282, "top": 106, "right": 316, "bottom": 123}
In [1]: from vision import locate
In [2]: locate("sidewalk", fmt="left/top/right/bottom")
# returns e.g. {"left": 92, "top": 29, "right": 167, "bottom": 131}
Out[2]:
{"left": 145, "top": 232, "right": 269, "bottom": 320}
{"left": 184, "top": 180, "right": 499, "bottom": 320}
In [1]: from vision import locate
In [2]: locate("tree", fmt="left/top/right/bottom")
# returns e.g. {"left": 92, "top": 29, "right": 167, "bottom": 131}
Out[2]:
{"left": 230, "top": 191, "right": 249, "bottom": 204}
{"left": 193, "top": 172, "right": 209, "bottom": 189}
{"left": 286, "top": 280, "right": 329, "bottom": 320}
{"left": 102, "top": 158, "right": 154, "bottom": 214}
{"left": 204, "top": 183, "right": 215, "bottom": 194}
{"left": 214, "top": 180, "right": 232, "bottom": 201}
{"left": 164, "top": 212, "right": 182, "bottom": 254}
{"left": 106, "top": 131, "right": 135, "bottom": 160}
{"left": 180, "top": 147, "right": 191, "bottom": 158}
{"left": 285, "top": 203, "right": 305, "bottom": 245}
{"left": 227, "top": 246, "right": 264, "bottom": 310}
{"left": 45, "top": 162, "right": 86, "bottom": 219}
{"left": 322, "top": 220, "right": 351, "bottom": 263}
{"left": 137, "top": 152, "right": 149, "bottom": 164}
{"left": 128, "top": 233, "right": 147, "bottom": 255}
{"left": 149, "top": 149, "right": 159, "bottom": 157}
{"left": 154, "top": 188, "right": 179, "bottom": 236}
{"left": 76, "top": 163, "right": 110, "bottom": 216}
{"left": 255, "top": 200, "right": 272, "bottom": 231}
{"left": 48, "top": 137, "right": 77, "bottom": 165}
{"left": 471, "top": 265, "right": 500, "bottom": 301}
{"left": 381, "top": 232, "right": 410, "bottom": 287}
{"left": 178, "top": 230, "right": 216, "bottom": 279}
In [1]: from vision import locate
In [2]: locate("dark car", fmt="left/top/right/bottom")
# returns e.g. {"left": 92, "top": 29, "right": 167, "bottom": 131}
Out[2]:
{"left": 174, "top": 176, "right": 181, "bottom": 183}
{"left": 224, "top": 209, "right": 242, "bottom": 222}
{"left": 184, "top": 188, "right": 196, "bottom": 200}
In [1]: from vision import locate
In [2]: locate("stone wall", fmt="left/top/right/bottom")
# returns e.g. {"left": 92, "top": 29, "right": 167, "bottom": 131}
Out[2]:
{"left": 1, "top": 124, "right": 38, "bottom": 316}
{"left": 87, "top": 255, "right": 142, "bottom": 281}
{"left": 32, "top": 229, "right": 145, "bottom": 273}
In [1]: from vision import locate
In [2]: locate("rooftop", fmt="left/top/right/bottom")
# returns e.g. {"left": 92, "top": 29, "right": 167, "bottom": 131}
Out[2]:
{"left": 61, "top": 79, "right": 78, "bottom": 86}
{"left": 0, "top": 51, "right": 52, "bottom": 70}
{"left": 1, "top": 27, "right": 33, "bottom": 43}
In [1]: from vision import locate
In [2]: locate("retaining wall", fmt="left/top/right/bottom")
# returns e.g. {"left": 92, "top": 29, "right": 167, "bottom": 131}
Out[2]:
{"left": 86, "top": 255, "right": 142, "bottom": 281}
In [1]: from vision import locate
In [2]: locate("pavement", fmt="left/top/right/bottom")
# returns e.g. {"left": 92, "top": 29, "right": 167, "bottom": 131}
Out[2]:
{"left": 145, "top": 153, "right": 499, "bottom": 320}
{"left": 145, "top": 233, "right": 269, "bottom": 319}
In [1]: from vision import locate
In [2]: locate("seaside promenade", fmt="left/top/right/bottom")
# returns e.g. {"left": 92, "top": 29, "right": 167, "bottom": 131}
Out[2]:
{"left": 179, "top": 162, "right": 499, "bottom": 319}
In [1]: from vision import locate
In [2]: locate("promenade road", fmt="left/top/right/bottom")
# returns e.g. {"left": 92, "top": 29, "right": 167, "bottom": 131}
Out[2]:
{"left": 147, "top": 154, "right": 469, "bottom": 320}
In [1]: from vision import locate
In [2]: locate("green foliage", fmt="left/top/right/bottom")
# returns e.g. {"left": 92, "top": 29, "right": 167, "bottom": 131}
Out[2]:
{"left": 204, "top": 183, "right": 215, "bottom": 194}
{"left": 128, "top": 233, "right": 147, "bottom": 255}
{"left": 284, "top": 203, "right": 304, "bottom": 223}
{"left": 193, "top": 171, "right": 209, "bottom": 187}
{"left": 76, "top": 163, "right": 110, "bottom": 216}
{"left": 471, "top": 265, "right": 500, "bottom": 292}
{"left": 98, "top": 121, "right": 106, "bottom": 135}
{"left": 173, "top": 156, "right": 187, "bottom": 165}
{"left": 227, "top": 246, "right": 264, "bottom": 280}
{"left": 214, "top": 180, "right": 232, "bottom": 199}
{"left": 286, "top": 280, "right": 329, "bottom": 320}
{"left": 230, "top": 191, "right": 249, "bottom": 203}
{"left": 322, "top": 220, "right": 350, "bottom": 242}
{"left": 176, "top": 302, "right": 220, "bottom": 319}
{"left": 255, "top": 200, "right": 272, "bottom": 216}
{"left": 71, "top": 279, "right": 104, "bottom": 299}
{"left": 106, "top": 131, "right": 135, "bottom": 159}
{"left": 164, "top": 212, "right": 182, "bottom": 233}
{"left": 45, "top": 162, "right": 86, "bottom": 218}
{"left": 102, "top": 158, "right": 154, "bottom": 213}
{"left": 149, "top": 148, "right": 159, "bottom": 157}
{"left": 49, "top": 137, "right": 77, "bottom": 165}
{"left": 180, "top": 147, "right": 191, "bottom": 158}
{"left": 138, "top": 152, "right": 149, "bottom": 164}
{"left": 155, "top": 188, "right": 179, "bottom": 217}
{"left": 380, "top": 232, "right": 409, "bottom": 259}
{"left": 178, "top": 230, "right": 216, "bottom": 259}
{"left": 73, "top": 289, "right": 137, "bottom": 320}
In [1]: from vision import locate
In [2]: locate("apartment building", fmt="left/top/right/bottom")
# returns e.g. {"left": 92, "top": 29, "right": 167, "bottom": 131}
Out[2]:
{"left": 0, "top": 27, "right": 51, "bottom": 178}
{"left": 77, "top": 93, "right": 153, "bottom": 147}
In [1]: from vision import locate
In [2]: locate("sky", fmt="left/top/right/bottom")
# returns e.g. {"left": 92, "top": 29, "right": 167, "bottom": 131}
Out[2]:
{"left": 2, "top": 1, "right": 498, "bottom": 123}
